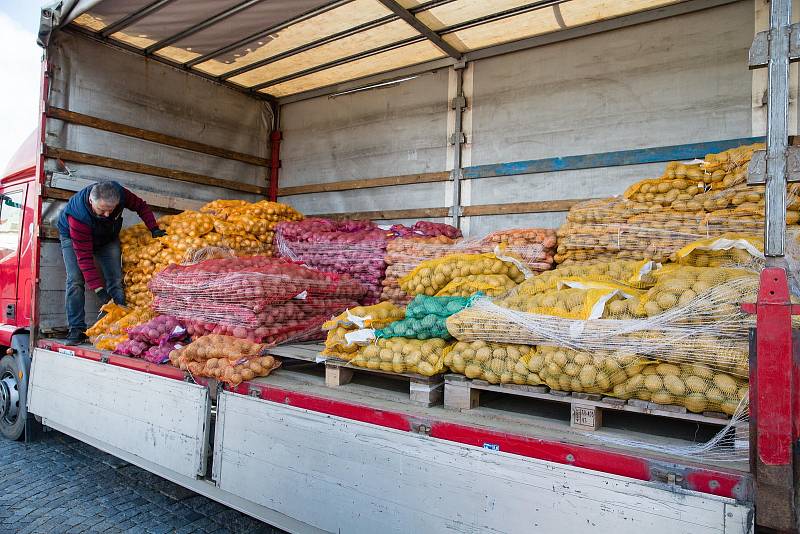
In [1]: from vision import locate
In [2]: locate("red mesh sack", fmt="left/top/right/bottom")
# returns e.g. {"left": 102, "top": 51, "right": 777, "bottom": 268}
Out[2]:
{"left": 150, "top": 256, "right": 365, "bottom": 345}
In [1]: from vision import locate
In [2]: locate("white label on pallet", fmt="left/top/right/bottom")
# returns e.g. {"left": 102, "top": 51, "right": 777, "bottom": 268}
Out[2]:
{"left": 572, "top": 406, "right": 596, "bottom": 427}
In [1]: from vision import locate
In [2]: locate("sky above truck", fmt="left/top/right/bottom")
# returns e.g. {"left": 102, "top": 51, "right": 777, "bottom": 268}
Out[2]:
{"left": 0, "top": 1, "right": 46, "bottom": 174}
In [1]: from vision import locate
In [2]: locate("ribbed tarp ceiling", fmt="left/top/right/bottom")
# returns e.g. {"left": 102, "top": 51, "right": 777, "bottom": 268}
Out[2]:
{"left": 68, "top": 0, "right": 684, "bottom": 98}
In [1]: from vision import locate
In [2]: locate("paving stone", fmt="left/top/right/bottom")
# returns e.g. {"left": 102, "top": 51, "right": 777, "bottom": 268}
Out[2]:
{"left": 0, "top": 431, "right": 286, "bottom": 534}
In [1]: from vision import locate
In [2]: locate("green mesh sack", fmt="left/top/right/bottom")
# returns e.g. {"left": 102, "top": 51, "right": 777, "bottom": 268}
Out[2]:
{"left": 405, "top": 294, "right": 477, "bottom": 319}
{"left": 377, "top": 294, "right": 479, "bottom": 340}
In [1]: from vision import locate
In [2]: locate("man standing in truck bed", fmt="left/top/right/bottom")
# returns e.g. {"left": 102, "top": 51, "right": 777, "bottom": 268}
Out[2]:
{"left": 57, "top": 181, "right": 166, "bottom": 345}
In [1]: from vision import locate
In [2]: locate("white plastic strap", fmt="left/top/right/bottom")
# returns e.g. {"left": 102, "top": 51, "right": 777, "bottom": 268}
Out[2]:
{"left": 494, "top": 245, "right": 534, "bottom": 279}
{"left": 344, "top": 329, "right": 376, "bottom": 345}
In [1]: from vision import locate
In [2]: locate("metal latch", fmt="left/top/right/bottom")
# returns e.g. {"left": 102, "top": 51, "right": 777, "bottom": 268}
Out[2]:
{"left": 747, "top": 148, "right": 800, "bottom": 185}
{"left": 248, "top": 386, "right": 261, "bottom": 398}
{"left": 5, "top": 304, "right": 14, "bottom": 320}
{"left": 749, "top": 23, "right": 800, "bottom": 68}
{"left": 413, "top": 424, "right": 431, "bottom": 435}
{"left": 650, "top": 467, "right": 686, "bottom": 488}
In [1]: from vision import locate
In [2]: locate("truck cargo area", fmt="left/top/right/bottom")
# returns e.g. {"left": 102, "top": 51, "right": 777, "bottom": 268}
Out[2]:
{"left": 3, "top": 0, "right": 798, "bottom": 531}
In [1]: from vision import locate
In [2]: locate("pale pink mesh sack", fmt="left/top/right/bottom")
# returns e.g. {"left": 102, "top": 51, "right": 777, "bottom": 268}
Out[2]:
{"left": 275, "top": 218, "right": 389, "bottom": 304}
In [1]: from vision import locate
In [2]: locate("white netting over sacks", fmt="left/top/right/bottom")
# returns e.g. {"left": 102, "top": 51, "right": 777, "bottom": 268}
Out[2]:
{"left": 446, "top": 265, "right": 758, "bottom": 418}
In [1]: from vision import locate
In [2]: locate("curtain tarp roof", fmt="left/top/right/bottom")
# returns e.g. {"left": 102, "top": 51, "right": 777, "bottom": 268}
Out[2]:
{"left": 61, "top": 0, "right": 686, "bottom": 99}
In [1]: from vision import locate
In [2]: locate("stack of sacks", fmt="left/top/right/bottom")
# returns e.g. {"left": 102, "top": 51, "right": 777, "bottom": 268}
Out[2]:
{"left": 382, "top": 229, "right": 556, "bottom": 305}
{"left": 150, "top": 256, "right": 365, "bottom": 346}
{"left": 169, "top": 334, "right": 281, "bottom": 386}
{"left": 555, "top": 144, "right": 800, "bottom": 265}
{"left": 444, "top": 236, "right": 767, "bottom": 415}
{"left": 276, "top": 218, "right": 463, "bottom": 305}
{"left": 121, "top": 200, "right": 302, "bottom": 308}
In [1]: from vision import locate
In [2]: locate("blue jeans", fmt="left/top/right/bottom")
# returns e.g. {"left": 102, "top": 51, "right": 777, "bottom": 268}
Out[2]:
{"left": 60, "top": 237, "right": 125, "bottom": 332}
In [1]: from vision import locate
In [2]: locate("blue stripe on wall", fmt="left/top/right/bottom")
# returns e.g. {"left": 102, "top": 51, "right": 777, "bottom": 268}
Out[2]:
{"left": 461, "top": 137, "right": 765, "bottom": 180}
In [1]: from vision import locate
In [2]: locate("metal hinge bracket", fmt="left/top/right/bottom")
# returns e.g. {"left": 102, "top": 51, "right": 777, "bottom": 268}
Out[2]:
{"left": 747, "top": 147, "right": 800, "bottom": 184}
{"left": 451, "top": 95, "right": 466, "bottom": 110}
{"left": 449, "top": 132, "right": 466, "bottom": 145}
{"left": 749, "top": 23, "right": 800, "bottom": 68}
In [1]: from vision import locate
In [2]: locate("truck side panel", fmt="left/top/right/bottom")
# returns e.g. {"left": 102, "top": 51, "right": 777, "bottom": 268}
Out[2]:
{"left": 28, "top": 349, "right": 210, "bottom": 479}
{"left": 213, "top": 391, "right": 754, "bottom": 534}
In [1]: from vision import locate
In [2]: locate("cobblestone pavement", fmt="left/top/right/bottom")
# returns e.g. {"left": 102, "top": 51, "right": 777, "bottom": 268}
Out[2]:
{"left": 0, "top": 431, "right": 285, "bottom": 534}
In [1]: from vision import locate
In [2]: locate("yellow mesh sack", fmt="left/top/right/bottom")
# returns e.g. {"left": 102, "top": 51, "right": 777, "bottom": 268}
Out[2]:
{"left": 88, "top": 305, "right": 157, "bottom": 350}
{"left": 522, "top": 259, "right": 659, "bottom": 294}
{"left": 497, "top": 279, "right": 644, "bottom": 320}
{"left": 670, "top": 233, "right": 764, "bottom": 267}
{"left": 637, "top": 265, "right": 758, "bottom": 317}
{"left": 399, "top": 252, "right": 527, "bottom": 297}
{"left": 435, "top": 274, "right": 518, "bottom": 297}
{"left": 347, "top": 337, "right": 451, "bottom": 376}
{"left": 322, "top": 302, "right": 405, "bottom": 331}
{"left": 322, "top": 303, "right": 406, "bottom": 357}
{"left": 445, "top": 341, "right": 539, "bottom": 385}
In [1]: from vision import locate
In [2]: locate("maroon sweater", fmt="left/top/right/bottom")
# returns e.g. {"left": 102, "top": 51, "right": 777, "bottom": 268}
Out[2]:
{"left": 67, "top": 189, "right": 157, "bottom": 290}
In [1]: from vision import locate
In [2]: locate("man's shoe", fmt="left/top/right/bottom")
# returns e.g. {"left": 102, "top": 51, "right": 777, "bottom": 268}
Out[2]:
{"left": 64, "top": 331, "right": 88, "bottom": 346}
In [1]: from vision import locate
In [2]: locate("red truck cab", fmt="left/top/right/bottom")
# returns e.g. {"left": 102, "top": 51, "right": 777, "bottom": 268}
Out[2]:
{"left": 0, "top": 130, "right": 38, "bottom": 440}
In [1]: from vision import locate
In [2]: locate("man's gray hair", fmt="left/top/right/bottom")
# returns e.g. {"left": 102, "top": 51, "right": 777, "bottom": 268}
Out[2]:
{"left": 89, "top": 182, "right": 121, "bottom": 206}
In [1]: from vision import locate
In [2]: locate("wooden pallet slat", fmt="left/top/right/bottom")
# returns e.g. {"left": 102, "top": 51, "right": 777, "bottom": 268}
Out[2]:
{"left": 324, "top": 357, "right": 444, "bottom": 407}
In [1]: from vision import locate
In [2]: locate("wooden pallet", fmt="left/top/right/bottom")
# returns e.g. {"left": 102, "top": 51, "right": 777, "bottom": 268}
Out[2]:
{"left": 324, "top": 357, "right": 444, "bottom": 407}
{"left": 262, "top": 343, "right": 444, "bottom": 406}
{"left": 444, "top": 374, "right": 747, "bottom": 446}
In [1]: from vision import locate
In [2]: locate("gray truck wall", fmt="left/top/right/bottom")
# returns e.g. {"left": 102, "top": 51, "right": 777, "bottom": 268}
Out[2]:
{"left": 278, "top": 0, "right": 755, "bottom": 236}
{"left": 278, "top": 68, "right": 451, "bottom": 225}
{"left": 40, "top": 31, "right": 271, "bottom": 330}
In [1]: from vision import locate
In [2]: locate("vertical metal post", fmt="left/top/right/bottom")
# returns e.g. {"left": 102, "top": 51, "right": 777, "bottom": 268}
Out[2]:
{"left": 765, "top": 0, "right": 792, "bottom": 258}
{"left": 450, "top": 63, "right": 466, "bottom": 229}
{"left": 268, "top": 103, "right": 281, "bottom": 202}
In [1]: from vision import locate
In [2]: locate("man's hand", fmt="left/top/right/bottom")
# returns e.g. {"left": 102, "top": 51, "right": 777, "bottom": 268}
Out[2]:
{"left": 151, "top": 227, "right": 167, "bottom": 238}
{"left": 95, "top": 287, "right": 112, "bottom": 304}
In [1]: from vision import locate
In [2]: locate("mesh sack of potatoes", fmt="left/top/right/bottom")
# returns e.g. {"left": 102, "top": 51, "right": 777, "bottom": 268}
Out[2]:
{"left": 445, "top": 340, "right": 540, "bottom": 385}
{"left": 375, "top": 295, "right": 475, "bottom": 340}
{"left": 345, "top": 337, "right": 451, "bottom": 376}
{"left": 275, "top": 218, "right": 391, "bottom": 305}
{"left": 637, "top": 265, "right": 758, "bottom": 318}
{"left": 399, "top": 252, "right": 528, "bottom": 297}
{"left": 322, "top": 302, "right": 405, "bottom": 358}
{"left": 169, "top": 334, "right": 281, "bottom": 387}
{"left": 435, "top": 274, "right": 519, "bottom": 297}
{"left": 669, "top": 233, "right": 764, "bottom": 268}
{"left": 151, "top": 256, "right": 365, "bottom": 345}
{"left": 534, "top": 345, "right": 747, "bottom": 415}
{"left": 496, "top": 279, "right": 644, "bottom": 320}
{"left": 520, "top": 259, "right": 660, "bottom": 294}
